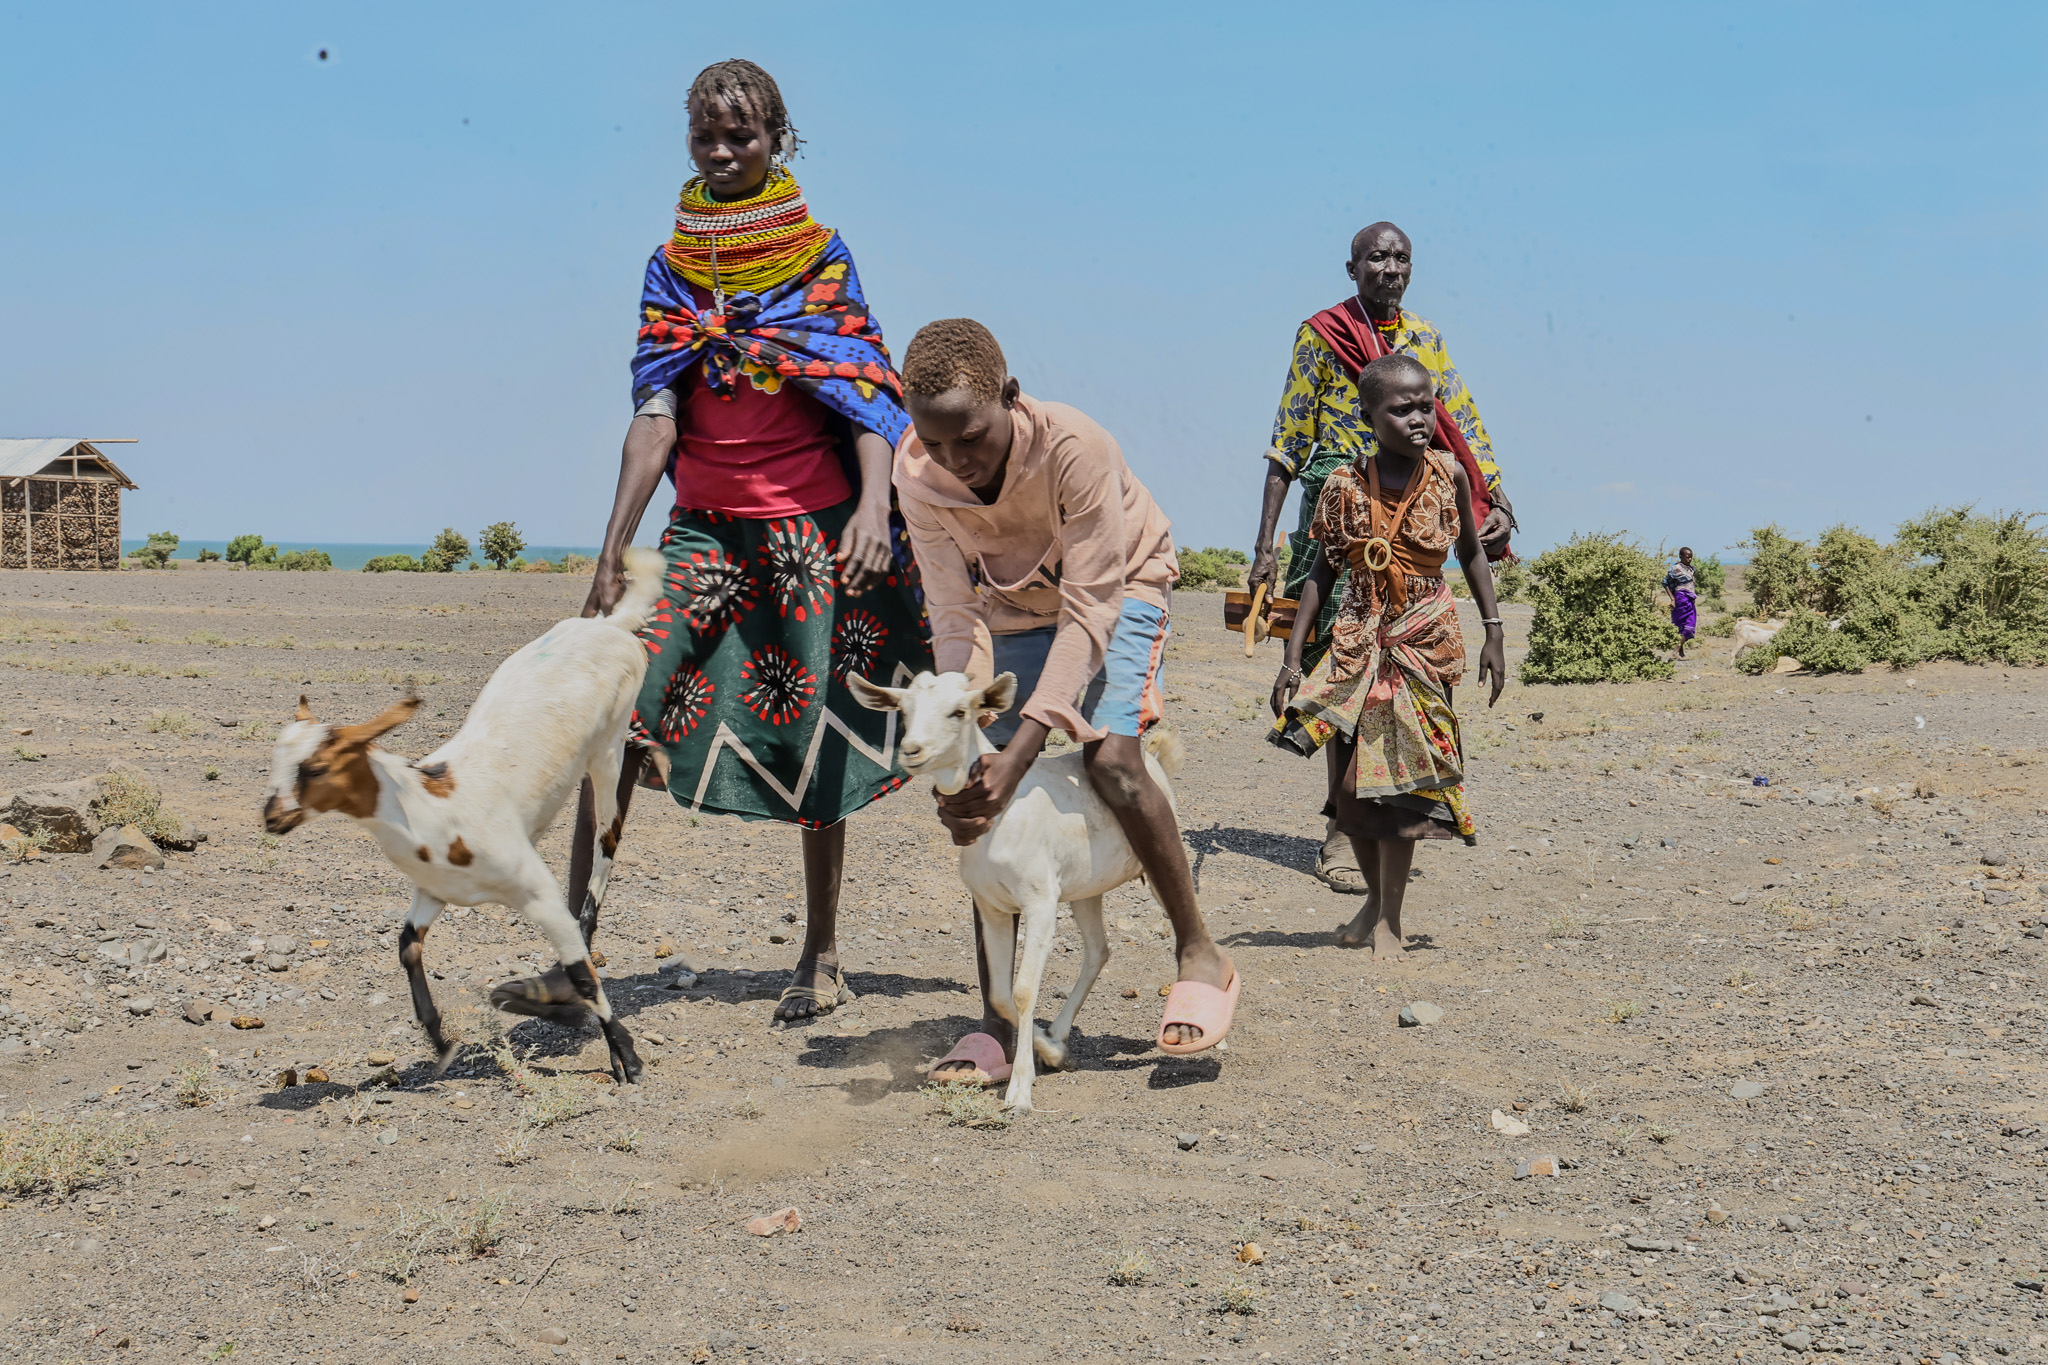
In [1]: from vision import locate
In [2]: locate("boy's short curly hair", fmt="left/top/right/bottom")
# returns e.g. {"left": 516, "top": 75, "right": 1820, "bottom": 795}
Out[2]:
{"left": 902, "top": 318, "right": 1008, "bottom": 405}
{"left": 1357, "top": 352, "right": 1432, "bottom": 410}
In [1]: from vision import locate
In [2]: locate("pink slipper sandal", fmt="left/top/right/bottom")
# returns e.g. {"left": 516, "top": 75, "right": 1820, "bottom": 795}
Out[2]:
{"left": 929, "top": 1031, "right": 1012, "bottom": 1087}
{"left": 1157, "top": 971, "right": 1240, "bottom": 1056}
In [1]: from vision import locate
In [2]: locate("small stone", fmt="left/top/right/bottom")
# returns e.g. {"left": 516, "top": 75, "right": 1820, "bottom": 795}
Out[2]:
{"left": 257, "top": 1215, "right": 276, "bottom": 1231}
{"left": 1911, "top": 993, "right": 1939, "bottom": 1007}
{"left": 1515, "top": 1154, "right": 1560, "bottom": 1179}
{"left": 1235, "top": 1242, "right": 1264, "bottom": 1265}
{"left": 746, "top": 1207, "right": 801, "bottom": 1237}
{"left": 1836, "top": 1281, "right": 1869, "bottom": 1297}
{"left": 1597, "top": 1290, "right": 1639, "bottom": 1315}
{"left": 1780, "top": 1328, "right": 1812, "bottom": 1352}
{"left": 1490, "top": 1109, "right": 1530, "bottom": 1136}
{"left": 1705, "top": 1207, "right": 1730, "bottom": 1225}
{"left": 268, "top": 935, "right": 298, "bottom": 955}
{"left": 182, "top": 1001, "right": 213, "bottom": 1025}
{"left": 276, "top": 1069, "right": 298, "bottom": 1089}
{"left": 1985, "top": 889, "right": 2015, "bottom": 906}
{"left": 366, "top": 1051, "right": 396, "bottom": 1066}
{"left": 1120, "top": 986, "right": 1139, "bottom": 998}
{"left": 652, "top": 940, "right": 674, "bottom": 959}
{"left": 535, "top": 1327, "right": 568, "bottom": 1346}
{"left": 264, "top": 954, "right": 290, "bottom": 973}
{"left": 1777, "top": 1213, "right": 1806, "bottom": 1232}
{"left": 124, "top": 997, "right": 155, "bottom": 1017}
{"left": 375, "top": 1129, "right": 399, "bottom": 1146}
{"left": 1728, "top": 892, "right": 1750, "bottom": 905}
{"left": 1982, "top": 852, "right": 2009, "bottom": 866}
{"left": 1624, "top": 1236, "right": 1681, "bottom": 1252}
{"left": 1730, "top": 1080, "right": 1764, "bottom": 1100}
{"left": 1175, "top": 1132, "right": 1200, "bottom": 1151}
{"left": 305, "top": 1067, "right": 329, "bottom": 1084}
{"left": 401, "top": 1286, "right": 419, "bottom": 1304}
{"left": 229, "top": 1015, "right": 264, "bottom": 1030}
{"left": 1398, "top": 1001, "right": 1443, "bottom": 1027}
{"left": 91, "top": 823, "right": 166, "bottom": 872}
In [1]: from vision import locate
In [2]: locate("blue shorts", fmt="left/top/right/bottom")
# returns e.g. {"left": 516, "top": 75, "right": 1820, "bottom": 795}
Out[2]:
{"left": 983, "top": 597, "right": 1170, "bottom": 746}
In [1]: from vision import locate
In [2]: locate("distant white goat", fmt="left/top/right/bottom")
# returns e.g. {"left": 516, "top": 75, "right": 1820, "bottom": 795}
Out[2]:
{"left": 849, "top": 669, "right": 1183, "bottom": 1112}
{"left": 1731, "top": 618, "right": 1786, "bottom": 659}
{"left": 261, "top": 547, "right": 665, "bottom": 1082}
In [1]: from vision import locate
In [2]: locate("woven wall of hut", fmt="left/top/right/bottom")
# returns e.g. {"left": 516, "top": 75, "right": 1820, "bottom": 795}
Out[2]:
{"left": 0, "top": 479, "right": 123, "bottom": 570}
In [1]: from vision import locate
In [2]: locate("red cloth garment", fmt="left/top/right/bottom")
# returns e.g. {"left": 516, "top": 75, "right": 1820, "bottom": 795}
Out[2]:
{"left": 1304, "top": 297, "right": 1500, "bottom": 551}
{"left": 670, "top": 283, "right": 850, "bottom": 518}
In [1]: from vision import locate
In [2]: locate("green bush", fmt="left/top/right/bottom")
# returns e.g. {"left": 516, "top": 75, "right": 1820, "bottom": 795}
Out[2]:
{"left": 362, "top": 554, "right": 422, "bottom": 574}
{"left": 1519, "top": 533, "right": 1678, "bottom": 684}
{"left": 1731, "top": 506, "right": 2046, "bottom": 673}
{"left": 195, "top": 546, "right": 222, "bottom": 563}
{"left": 555, "top": 553, "right": 596, "bottom": 575}
{"left": 276, "top": 548, "right": 332, "bottom": 572}
{"left": 1736, "top": 525, "right": 1814, "bottom": 616}
{"left": 1492, "top": 557, "right": 1527, "bottom": 603}
{"left": 422, "top": 528, "right": 471, "bottom": 573}
{"left": 479, "top": 521, "right": 526, "bottom": 570}
{"left": 1693, "top": 553, "right": 1727, "bottom": 602}
{"left": 225, "top": 534, "right": 277, "bottom": 566}
{"left": 1177, "top": 545, "right": 1250, "bottom": 591}
{"left": 1735, "top": 607, "right": 1869, "bottom": 675}
{"left": 125, "top": 531, "right": 180, "bottom": 569}
{"left": 1701, "top": 613, "right": 1737, "bottom": 638}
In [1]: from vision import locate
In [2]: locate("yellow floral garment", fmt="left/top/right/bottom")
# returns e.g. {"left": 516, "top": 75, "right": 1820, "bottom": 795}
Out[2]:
{"left": 1264, "top": 311, "right": 1501, "bottom": 490}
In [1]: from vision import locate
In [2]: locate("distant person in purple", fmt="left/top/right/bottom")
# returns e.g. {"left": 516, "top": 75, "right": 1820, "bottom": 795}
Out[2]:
{"left": 1664, "top": 547, "right": 1698, "bottom": 659}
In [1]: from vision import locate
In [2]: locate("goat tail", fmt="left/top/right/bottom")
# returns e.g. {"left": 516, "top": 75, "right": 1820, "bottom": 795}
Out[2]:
{"left": 605, "top": 547, "right": 666, "bottom": 634}
{"left": 1142, "top": 724, "right": 1185, "bottom": 779}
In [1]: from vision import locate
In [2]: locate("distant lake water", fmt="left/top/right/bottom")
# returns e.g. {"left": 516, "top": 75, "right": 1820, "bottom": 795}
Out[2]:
{"left": 122, "top": 541, "right": 602, "bottom": 572}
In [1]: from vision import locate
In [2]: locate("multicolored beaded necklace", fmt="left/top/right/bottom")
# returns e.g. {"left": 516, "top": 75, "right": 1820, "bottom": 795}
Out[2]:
{"left": 664, "top": 167, "right": 832, "bottom": 297}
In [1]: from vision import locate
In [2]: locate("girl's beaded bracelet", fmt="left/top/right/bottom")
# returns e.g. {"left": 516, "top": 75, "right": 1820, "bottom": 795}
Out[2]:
{"left": 1480, "top": 617, "right": 1504, "bottom": 626}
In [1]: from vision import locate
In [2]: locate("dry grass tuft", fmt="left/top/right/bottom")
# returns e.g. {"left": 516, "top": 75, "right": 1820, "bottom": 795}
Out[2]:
{"left": 1605, "top": 1000, "right": 1643, "bottom": 1024}
{"left": 146, "top": 710, "right": 199, "bottom": 738}
{"left": 921, "top": 1081, "right": 1011, "bottom": 1128}
{"left": 1558, "top": 1079, "right": 1594, "bottom": 1113}
{"left": 373, "top": 1188, "right": 512, "bottom": 1281}
{"left": 174, "top": 1062, "right": 223, "bottom": 1108}
{"left": 1105, "top": 1244, "right": 1154, "bottom": 1286}
{"left": 1215, "top": 1274, "right": 1265, "bottom": 1315}
{"left": 491, "top": 1043, "right": 599, "bottom": 1130}
{"left": 97, "top": 769, "right": 185, "bottom": 844}
{"left": 0, "top": 1111, "right": 152, "bottom": 1196}
{"left": 606, "top": 1127, "right": 643, "bottom": 1153}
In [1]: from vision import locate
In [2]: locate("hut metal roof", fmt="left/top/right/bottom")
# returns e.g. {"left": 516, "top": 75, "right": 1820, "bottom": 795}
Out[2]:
{"left": 0, "top": 440, "right": 138, "bottom": 489}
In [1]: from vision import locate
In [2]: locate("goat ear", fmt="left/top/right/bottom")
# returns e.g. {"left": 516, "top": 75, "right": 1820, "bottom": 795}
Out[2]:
{"left": 977, "top": 671, "right": 1019, "bottom": 718}
{"left": 845, "top": 674, "right": 904, "bottom": 713}
{"left": 334, "top": 694, "right": 421, "bottom": 748}
{"left": 295, "top": 695, "right": 316, "bottom": 722}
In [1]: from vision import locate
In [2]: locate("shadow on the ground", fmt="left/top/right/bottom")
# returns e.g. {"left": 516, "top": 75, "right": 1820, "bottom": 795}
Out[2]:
{"left": 1186, "top": 823, "right": 1322, "bottom": 885}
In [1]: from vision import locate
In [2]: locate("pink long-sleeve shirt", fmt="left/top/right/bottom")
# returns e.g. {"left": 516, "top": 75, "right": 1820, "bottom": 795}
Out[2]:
{"left": 894, "top": 394, "right": 1178, "bottom": 744}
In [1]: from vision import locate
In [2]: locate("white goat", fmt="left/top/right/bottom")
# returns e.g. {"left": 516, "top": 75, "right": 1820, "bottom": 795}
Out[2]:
{"left": 849, "top": 669, "right": 1183, "bottom": 1112}
{"left": 1731, "top": 617, "right": 1786, "bottom": 659}
{"left": 261, "top": 547, "right": 665, "bottom": 1082}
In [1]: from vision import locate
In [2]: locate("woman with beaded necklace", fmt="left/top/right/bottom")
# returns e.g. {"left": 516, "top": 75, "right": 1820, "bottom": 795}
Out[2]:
{"left": 492, "top": 59, "right": 930, "bottom": 1031}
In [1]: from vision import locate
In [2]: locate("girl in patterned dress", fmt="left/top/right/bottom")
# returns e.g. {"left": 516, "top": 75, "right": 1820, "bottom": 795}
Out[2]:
{"left": 1268, "top": 354, "right": 1506, "bottom": 960}
{"left": 498, "top": 60, "right": 931, "bottom": 1029}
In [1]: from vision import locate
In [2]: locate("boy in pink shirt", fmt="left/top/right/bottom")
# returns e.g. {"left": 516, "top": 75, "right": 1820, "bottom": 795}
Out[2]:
{"left": 892, "top": 319, "right": 1239, "bottom": 1072}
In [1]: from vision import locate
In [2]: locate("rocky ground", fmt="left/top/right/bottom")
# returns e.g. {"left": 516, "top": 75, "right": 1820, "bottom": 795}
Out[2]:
{"left": 0, "top": 564, "right": 2039, "bottom": 1365}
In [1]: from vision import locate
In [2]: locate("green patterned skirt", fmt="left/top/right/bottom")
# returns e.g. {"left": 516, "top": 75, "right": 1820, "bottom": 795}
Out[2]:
{"left": 1283, "top": 447, "right": 1352, "bottom": 675}
{"left": 630, "top": 500, "right": 933, "bottom": 828}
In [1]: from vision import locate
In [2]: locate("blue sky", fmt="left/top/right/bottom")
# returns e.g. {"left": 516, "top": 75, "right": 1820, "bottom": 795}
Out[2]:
{"left": 3, "top": 2, "right": 2042, "bottom": 558}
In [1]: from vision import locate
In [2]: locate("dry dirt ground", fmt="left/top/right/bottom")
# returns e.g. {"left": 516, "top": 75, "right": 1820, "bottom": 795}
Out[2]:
{"left": 0, "top": 565, "right": 2041, "bottom": 1365}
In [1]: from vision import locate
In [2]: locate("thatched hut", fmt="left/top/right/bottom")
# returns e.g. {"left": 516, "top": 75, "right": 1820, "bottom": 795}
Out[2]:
{"left": 0, "top": 439, "right": 139, "bottom": 571}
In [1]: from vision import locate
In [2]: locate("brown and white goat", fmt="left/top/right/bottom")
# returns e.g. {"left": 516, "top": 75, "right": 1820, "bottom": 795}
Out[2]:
{"left": 261, "top": 547, "right": 664, "bottom": 1082}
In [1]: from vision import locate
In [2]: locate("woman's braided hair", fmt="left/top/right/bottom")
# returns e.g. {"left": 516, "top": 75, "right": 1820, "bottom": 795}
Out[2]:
{"left": 688, "top": 59, "right": 802, "bottom": 162}
{"left": 902, "top": 319, "right": 1008, "bottom": 405}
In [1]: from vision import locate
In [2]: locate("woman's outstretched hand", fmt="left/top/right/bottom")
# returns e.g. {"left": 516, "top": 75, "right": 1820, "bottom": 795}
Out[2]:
{"left": 1479, "top": 629, "right": 1507, "bottom": 707}
{"left": 1269, "top": 664, "right": 1302, "bottom": 718}
{"left": 838, "top": 501, "right": 894, "bottom": 597}
{"left": 582, "top": 555, "right": 626, "bottom": 618}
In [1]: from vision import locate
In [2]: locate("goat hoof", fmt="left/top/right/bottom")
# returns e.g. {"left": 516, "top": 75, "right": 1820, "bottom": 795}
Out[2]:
{"left": 490, "top": 970, "right": 588, "bottom": 1022}
{"left": 1031, "top": 1029, "right": 1069, "bottom": 1071}
{"left": 426, "top": 1037, "right": 460, "bottom": 1079}
{"left": 602, "top": 1022, "right": 644, "bottom": 1085}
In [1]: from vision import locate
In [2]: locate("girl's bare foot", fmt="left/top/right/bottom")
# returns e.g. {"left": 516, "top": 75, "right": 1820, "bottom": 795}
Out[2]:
{"left": 1335, "top": 901, "right": 1374, "bottom": 948}
{"left": 1372, "top": 920, "right": 1408, "bottom": 961}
